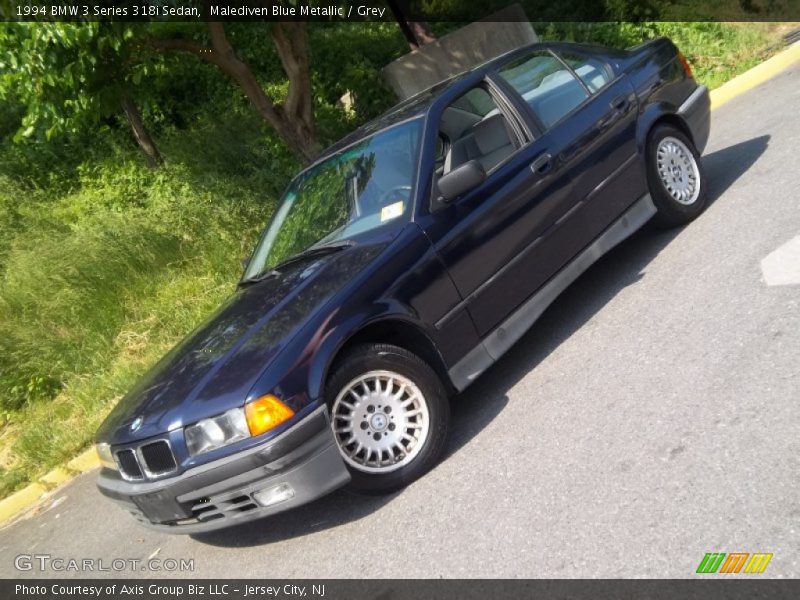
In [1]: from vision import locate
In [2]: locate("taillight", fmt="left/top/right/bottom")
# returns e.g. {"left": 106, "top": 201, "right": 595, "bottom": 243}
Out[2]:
{"left": 677, "top": 51, "right": 694, "bottom": 79}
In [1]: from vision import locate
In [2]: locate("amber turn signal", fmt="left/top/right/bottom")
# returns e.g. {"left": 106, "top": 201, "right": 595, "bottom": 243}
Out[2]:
{"left": 245, "top": 394, "right": 295, "bottom": 436}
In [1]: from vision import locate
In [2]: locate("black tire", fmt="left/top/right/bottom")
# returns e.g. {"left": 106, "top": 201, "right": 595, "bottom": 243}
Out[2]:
{"left": 325, "top": 343, "right": 450, "bottom": 494}
{"left": 646, "top": 124, "right": 708, "bottom": 228}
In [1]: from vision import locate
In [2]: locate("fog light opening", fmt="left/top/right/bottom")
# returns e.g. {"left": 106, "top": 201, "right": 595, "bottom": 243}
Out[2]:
{"left": 253, "top": 483, "right": 295, "bottom": 507}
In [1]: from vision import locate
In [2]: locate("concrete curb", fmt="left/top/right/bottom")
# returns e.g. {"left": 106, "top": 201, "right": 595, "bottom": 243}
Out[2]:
{"left": 0, "top": 448, "right": 99, "bottom": 526}
{"left": 1, "top": 39, "right": 799, "bottom": 529}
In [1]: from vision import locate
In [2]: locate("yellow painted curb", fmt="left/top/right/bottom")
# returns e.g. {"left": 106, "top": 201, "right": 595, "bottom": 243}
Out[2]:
{"left": 710, "top": 41, "right": 800, "bottom": 109}
{"left": 67, "top": 447, "right": 101, "bottom": 473}
{"left": 40, "top": 466, "right": 74, "bottom": 488}
{"left": 0, "top": 448, "right": 100, "bottom": 526}
{"left": 0, "top": 483, "right": 48, "bottom": 525}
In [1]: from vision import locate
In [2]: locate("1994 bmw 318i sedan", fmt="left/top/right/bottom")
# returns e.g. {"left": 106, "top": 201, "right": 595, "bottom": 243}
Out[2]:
{"left": 96, "top": 38, "right": 710, "bottom": 532}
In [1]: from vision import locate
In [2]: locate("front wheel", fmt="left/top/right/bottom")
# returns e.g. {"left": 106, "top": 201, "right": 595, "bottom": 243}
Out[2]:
{"left": 646, "top": 124, "right": 708, "bottom": 228}
{"left": 326, "top": 343, "right": 450, "bottom": 494}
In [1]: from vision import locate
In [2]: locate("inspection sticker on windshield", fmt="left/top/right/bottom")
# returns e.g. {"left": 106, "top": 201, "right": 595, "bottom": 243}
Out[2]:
{"left": 380, "top": 201, "right": 404, "bottom": 222}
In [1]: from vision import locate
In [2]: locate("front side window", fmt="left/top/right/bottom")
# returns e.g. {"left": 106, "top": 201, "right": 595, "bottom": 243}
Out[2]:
{"left": 498, "top": 51, "right": 589, "bottom": 129}
{"left": 243, "top": 119, "right": 422, "bottom": 279}
{"left": 438, "top": 86, "right": 518, "bottom": 176}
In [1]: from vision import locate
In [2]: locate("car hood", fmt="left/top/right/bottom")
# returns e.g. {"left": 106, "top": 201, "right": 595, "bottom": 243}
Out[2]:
{"left": 96, "top": 241, "right": 387, "bottom": 446}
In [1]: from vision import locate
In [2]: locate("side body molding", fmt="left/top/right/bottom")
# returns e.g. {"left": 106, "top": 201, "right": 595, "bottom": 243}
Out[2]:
{"left": 447, "top": 192, "right": 657, "bottom": 391}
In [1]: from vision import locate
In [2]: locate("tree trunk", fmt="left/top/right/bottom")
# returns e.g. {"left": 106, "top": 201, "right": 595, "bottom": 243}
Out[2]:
{"left": 149, "top": 15, "right": 319, "bottom": 165}
{"left": 121, "top": 92, "right": 162, "bottom": 168}
{"left": 408, "top": 22, "right": 436, "bottom": 48}
{"left": 269, "top": 22, "right": 318, "bottom": 159}
{"left": 386, "top": 0, "right": 437, "bottom": 50}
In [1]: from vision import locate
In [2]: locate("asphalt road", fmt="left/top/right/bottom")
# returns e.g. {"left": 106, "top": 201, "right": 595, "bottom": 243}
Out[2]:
{"left": 1, "top": 63, "right": 798, "bottom": 579}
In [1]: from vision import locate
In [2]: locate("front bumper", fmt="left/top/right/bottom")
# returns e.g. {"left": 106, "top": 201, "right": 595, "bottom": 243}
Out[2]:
{"left": 96, "top": 405, "right": 350, "bottom": 534}
{"left": 678, "top": 84, "right": 710, "bottom": 154}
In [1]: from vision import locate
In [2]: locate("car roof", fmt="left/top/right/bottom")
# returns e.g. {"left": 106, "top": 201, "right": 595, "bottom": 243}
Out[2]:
{"left": 312, "top": 40, "right": 624, "bottom": 165}
{"left": 314, "top": 42, "right": 555, "bottom": 162}
{"left": 314, "top": 73, "right": 470, "bottom": 162}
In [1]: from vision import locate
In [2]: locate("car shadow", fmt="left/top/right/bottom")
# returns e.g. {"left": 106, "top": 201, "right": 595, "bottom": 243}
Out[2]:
{"left": 462, "top": 134, "right": 770, "bottom": 396}
{"left": 191, "top": 134, "right": 767, "bottom": 548}
{"left": 703, "top": 135, "right": 769, "bottom": 203}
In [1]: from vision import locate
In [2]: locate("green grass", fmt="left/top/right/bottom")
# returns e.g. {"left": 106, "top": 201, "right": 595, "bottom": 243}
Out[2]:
{"left": 0, "top": 22, "right": 791, "bottom": 499}
{"left": 0, "top": 111, "right": 289, "bottom": 497}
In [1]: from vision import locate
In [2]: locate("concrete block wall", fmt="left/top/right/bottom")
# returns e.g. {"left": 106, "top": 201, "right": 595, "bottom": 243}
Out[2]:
{"left": 382, "top": 4, "right": 537, "bottom": 100}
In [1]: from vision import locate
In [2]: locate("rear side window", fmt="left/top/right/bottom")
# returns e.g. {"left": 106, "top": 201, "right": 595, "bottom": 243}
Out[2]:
{"left": 498, "top": 51, "right": 588, "bottom": 129}
{"left": 558, "top": 51, "right": 613, "bottom": 92}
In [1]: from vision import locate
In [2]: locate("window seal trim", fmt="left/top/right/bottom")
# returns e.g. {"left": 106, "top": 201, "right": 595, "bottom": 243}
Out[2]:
{"left": 551, "top": 48, "right": 616, "bottom": 96}
{"left": 493, "top": 47, "right": 625, "bottom": 133}
{"left": 491, "top": 48, "right": 593, "bottom": 134}
{"left": 428, "top": 78, "right": 535, "bottom": 211}
{"left": 497, "top": 47, "right": 627, "bottom": 133}
{"left": 550, "top": 48, "right": 594, "bottom": 96}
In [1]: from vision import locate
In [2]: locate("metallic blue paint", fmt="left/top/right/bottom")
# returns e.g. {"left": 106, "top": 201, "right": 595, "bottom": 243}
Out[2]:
{"left": 96, "top": 38, "right": 710, "bottom": 484}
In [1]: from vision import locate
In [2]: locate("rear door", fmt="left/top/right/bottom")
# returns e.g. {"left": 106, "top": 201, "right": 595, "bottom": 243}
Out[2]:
{"left": 496, "top": 47, "right": 645, "bottom": 243}
{"left": 544, "top": 47, "right": 647, "bottom": 233}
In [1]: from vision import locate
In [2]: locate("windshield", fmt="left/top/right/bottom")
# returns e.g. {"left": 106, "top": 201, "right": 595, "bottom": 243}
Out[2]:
{"left": 243, "top": 119, "right": 423, "bottom": 280}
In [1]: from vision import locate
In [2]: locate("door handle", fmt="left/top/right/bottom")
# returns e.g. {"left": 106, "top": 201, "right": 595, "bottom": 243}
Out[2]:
{"left": 531, "top": 153, "right": 552, "bottom": 175}
{"left": 610, "top": 96, "right": 630, "bottom": 113}
{"left": 599, "top": 97, "right": 630, "bottom": 129}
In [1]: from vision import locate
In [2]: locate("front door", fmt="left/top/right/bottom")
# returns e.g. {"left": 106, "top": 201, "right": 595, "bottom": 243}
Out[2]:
{"left": 422, "top": 81, "right": 578, "bottom": 338}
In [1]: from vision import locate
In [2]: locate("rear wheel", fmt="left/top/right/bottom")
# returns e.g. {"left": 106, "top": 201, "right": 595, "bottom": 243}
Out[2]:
{"left": 326, "top": 343, "right": 449, "bottom": 494}
{"left": 646, "top": 124, "right": 707, "bottom": 228}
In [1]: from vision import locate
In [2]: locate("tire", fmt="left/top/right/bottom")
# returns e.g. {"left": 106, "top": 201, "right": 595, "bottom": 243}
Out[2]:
{"left": 325, "top": 343, "right": 450, "bottom": 494}
{"left": 646, "top": 124, "right": 708, "bottom": 228}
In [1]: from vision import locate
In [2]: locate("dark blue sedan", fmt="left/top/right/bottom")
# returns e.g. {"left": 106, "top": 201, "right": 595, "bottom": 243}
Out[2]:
{"left": 95, "top": 38, "right": 710, "bottom": 532}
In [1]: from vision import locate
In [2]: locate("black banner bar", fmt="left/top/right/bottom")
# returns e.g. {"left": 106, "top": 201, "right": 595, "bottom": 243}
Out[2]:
{"left": 2, "top": 0, "right": 800, "bottom": 22}
{"left": 3, "top": 580, "right": 800, "bottom": 600}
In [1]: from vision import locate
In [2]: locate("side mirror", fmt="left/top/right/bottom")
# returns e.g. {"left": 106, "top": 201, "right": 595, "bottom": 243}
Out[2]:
{"left": 437, "top": 160, "right": 486, "bottom": 202}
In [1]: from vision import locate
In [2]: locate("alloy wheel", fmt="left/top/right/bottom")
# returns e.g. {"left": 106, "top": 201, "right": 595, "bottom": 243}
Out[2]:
{"left": 656, "top": 136, "right": 701, "bottom": 205}
{"left": 331, "top": 370, "right": 430, "bottom": 474}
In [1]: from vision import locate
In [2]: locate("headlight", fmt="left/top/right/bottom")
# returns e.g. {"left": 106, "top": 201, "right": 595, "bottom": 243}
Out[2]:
{"left": 185, "top": 408, "right": 250, "bottom": 456}
{"left": 95, "top": 443, "right": 117, "bottom": 470}
{"left": 184, "top": 395, "right": 295, "bottom": 456}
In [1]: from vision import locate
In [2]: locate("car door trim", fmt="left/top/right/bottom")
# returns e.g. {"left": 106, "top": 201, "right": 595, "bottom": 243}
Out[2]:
{"left": 586, "top": 153, "right": 638, "bottom": 203}
{"left": 678, "top": 84, "right": 708, "bottom": 115}
{"left": 435, "top": 154, "right": 635, "bottom": 332}
{"left": 447, "top": 192, "right": 657, "bottom": 391}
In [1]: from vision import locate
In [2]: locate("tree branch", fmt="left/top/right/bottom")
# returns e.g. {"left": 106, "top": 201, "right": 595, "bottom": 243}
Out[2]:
{"left": 148, "top": 37, "right": 209, "bottom": 58}
{"left": 146, "top": 10, "right": 318, "bottom": 163}
{"left": 148, "top": 27, "right": 282, "bottom": 129}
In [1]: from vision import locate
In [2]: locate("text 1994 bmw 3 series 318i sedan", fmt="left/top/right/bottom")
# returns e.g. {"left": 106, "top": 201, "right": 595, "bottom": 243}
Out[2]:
{"left": 96, "top": 38, "right": 710, "bottom": 532}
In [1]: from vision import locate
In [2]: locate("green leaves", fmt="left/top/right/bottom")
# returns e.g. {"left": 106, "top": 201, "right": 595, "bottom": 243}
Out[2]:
{"left": 1, "top": 22, "right": 138, "bottom": 143}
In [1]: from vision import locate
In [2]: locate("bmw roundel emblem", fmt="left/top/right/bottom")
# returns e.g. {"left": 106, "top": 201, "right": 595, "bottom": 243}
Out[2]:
{"left": 130, "top": 416, "right": 143, "bottom": 432}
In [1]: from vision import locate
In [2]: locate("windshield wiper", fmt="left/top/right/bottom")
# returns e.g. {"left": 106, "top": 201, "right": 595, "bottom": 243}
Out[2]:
{"left": 238, "top": 242, "right": 352, "bottom": 288}
{"left": 272, "top": 241, "right": 353, "bottom": 272}
{"left": 238, "top": 268, "right": 280, "bottom": 287}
